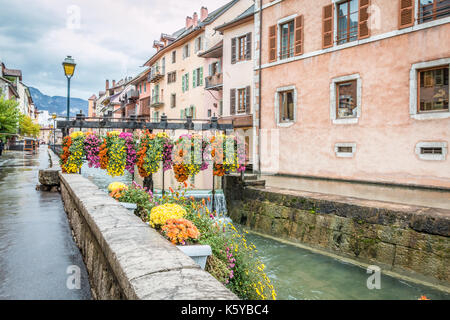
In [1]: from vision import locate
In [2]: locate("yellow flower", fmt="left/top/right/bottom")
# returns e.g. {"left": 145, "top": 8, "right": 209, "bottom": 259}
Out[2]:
{"left": 149, "top": 203, "right": 186, "bottom": 227}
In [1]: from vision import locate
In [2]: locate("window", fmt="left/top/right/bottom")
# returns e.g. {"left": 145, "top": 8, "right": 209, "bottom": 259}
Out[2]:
{"left": 172, "top": 51, "right": 176, "bottom": 63}
{"left": 168, "top": 71, "right": 177, "bottom": 84}
{"left": 337, "top": 0, "right": 358, "bottom": 45}
{"left": 331, "top": 74, "right": 361, "bottom": 124}
{"left": 278, "top": 90, "right": 294, "bottom": 122}
{"left": 143, "top": 82, "right": 146, "bottom": 93}
{"left": 193, "top": 67, "right": 203, "bottom": 88}
{"left": 419, "top": 0, "right": 450, "bottom": 24}
{"left": 336, "top": 80, "right": 358, "bottom": 119}
{"left": 195, "top": 36, "right": 203, "bottom": 52}
{"left": 183, "top": 44, "right": 190, "bottom": 59}
{"left": 335, "top": 143, "right": 357, "bottom": 158}
{"left": 231, "top": 33, "right": 251, "bottom": 64}
{"left": 171, "top": 93, "right": 176, "bottom": 108}
{"left": 418, "top": 66, "right": 449, "bottom": 113}
{"left": 161, "top": 57, "right": 166, "bottom": 75}
{"left": 219, "top": 100, "right": 223, "bottom": 116}
{"left": 237, "top": 88, "right": 246, "bottom": 114}
{"left": 153, "top": 111, "right": 160, "bottom": 123}
{"left": 415, "top": 142, "right": 448, "bottom": 160}
{"left": 208, "top": 109, "right": 212, "bottom": 118}
{"left": 280, "top": 21, "right": 294, "bottom": 60}
{"left": 237, "top": 35, "right": 247, "bottom": 61}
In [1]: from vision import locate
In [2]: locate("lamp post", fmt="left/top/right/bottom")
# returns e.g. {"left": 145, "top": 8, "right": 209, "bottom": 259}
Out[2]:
{"left": 52, "top": 113, "right": 57, "bottom": 149}
{"left": 62, "top": 56, "right": 76, "bottom": 120}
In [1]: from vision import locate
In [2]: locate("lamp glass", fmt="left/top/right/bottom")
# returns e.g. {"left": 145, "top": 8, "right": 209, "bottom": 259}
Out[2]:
{"left": 63, "top": 63, "right": 75, "bottom": 77}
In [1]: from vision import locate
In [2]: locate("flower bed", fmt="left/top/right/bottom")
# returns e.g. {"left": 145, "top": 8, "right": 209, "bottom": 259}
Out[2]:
{"left": 108, "top": 182, "right": 277, "bottom": 300}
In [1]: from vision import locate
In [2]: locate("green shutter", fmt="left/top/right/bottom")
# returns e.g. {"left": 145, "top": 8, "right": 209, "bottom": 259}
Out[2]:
{"left": 199, "top": 67, "right": 203, "bottom": 86}
{"left": 186, "top": 73, "right": 189, "bottom": 91}
{"left": 182, "top": 74, "right": 185, "bottom": 93}
{"left": 193, "top": 69, "right": 197, "bottom": 89}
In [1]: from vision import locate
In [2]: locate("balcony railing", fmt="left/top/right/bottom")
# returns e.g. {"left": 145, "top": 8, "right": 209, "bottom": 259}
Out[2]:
{"left": 205, "top": 73, "right": 223, "bottom": 91}
{"left": 150, "top": 95, "right": 164, "bottom": 108}
{"left": 148, "top": 67, "right": 165, "bottom": 83}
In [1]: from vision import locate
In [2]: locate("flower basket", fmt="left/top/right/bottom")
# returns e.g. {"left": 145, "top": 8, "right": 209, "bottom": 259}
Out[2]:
{"left": 176, "top": 245, "right": 212, "bottom": 270}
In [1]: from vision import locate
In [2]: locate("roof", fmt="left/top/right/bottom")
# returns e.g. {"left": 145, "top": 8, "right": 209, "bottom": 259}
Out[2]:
{"left": 198, "top": 40, "right": 223, "bottom": 58}
{"left": 3, "top": 68, "right": 22, "bottom": 80}
{"left": 88, "top": 95, "right": 97, "bottom": 101}
{"left": 215, "top": 4, "right": 254, "bottom": 32}
{"left": 201, "top": 0, "right": 239, "bottom": 25}
{"left": 143, "top": 0, "right": 240, "bottom": 67}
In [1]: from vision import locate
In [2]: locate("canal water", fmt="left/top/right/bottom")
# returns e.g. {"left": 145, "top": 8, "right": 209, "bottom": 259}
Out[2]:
{"left": 81, "top": 165, "right": 450, "bottom": 300}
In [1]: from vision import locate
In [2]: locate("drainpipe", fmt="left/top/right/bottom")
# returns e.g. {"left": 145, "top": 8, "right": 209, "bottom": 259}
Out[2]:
{"left": 257, "top": 0, "right": 263, "bottom": 175}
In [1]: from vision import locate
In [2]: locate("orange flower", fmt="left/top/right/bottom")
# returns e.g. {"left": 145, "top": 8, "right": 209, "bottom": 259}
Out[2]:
{"left": 161, "top": 218, "right": 200, "bottom": 245}
{"left": 418, "top": 296, "right": 430, "bottom": 300}
{"left": 169, "top": 187, "right": 175, "bottom": 193}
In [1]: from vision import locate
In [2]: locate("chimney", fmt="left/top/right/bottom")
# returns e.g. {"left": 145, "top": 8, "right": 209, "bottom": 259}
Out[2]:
{"left": 112, "top": 80, "right": 116, "bottom": 87}
{"left": 186, "top": 16, "right": 193, "bottom": 29}
{"left": 193, "top": 12, "right": 198, "bottom": 27}
{"left": 200, "top": 7, "right": 208, "bottom": 22}
{"left": 105, "top": 80, "right": 109, "bottom": 90}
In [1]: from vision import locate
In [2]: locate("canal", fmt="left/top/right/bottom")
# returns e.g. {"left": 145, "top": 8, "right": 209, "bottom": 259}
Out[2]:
{"left": 81, "top": 166, "right": 450, "bottom": 300}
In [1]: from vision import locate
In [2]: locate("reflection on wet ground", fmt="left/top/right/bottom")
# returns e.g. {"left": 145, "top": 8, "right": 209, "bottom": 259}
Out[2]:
{"left": 0, "top": 148, "right": 91, "bottom": 300}
{"left": 262, "top": 175, "right": 450, "bottom": 210}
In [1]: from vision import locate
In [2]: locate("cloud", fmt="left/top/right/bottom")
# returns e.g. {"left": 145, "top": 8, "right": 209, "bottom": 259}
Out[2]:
{"left": 0, "top": 0, "right": 226, "bottom": 99}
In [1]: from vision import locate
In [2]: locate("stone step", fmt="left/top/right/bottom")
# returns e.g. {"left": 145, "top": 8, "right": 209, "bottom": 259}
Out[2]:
{"left": 243, "top": 174, "right": 258, "bottom": 181}
{"left": 244, "top": 180, "right": 266, "bottom": 188}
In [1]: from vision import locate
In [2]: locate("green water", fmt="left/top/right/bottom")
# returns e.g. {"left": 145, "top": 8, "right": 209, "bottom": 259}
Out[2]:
{"left": 246, "top": 232, "right": 450, "bottom": 300}
{"left": 80, "top": 166, "right": 449, "bottom": 300}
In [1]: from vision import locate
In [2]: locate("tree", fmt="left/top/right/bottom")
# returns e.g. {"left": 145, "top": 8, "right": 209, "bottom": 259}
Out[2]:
{"left": 19, "top": 114, "right": 40, "bottom": 138}
{"left": 0, "top": 95, "right": 20, "bottom": 135}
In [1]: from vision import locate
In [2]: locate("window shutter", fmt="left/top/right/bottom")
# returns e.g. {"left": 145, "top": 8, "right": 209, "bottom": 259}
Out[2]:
{"left": 245, "top": 86, "right": 251, "bottom": 114}
{"left": 268, "top": 25, "right": 277, "bottom": 62}
{"left": 246, "top": 32, "right": 252, "bottom": 60}
{"left": 231, "top": 37, "right": 237, "bottom": 64}
{"left": 322, "top": 4, "right": 334, "bottom": 49}
{"left": 358, "top": 0, "right": 370, "bottom": 39}
{"left": 230, "top": 89, "right": 236, "bottom": 115}
{"left": 186, "top": 73, "right": 189, "bottom": 91}
{"left": 182, "top": 74, "right": 185, "bottom": 93}
{"left": 193, "top": 70, "right": 197, "bottom": 88}
{"left": 294, "top": 15, "right": 304, "bottom": 56}
{"left": 200, "top": 67, "right": 203, "bottom": 86}
{"left": 209, "top": 63, "right": 213, "bottom": 76}
{"left": 399, "top": 0, "right": 414, "bottom": 29}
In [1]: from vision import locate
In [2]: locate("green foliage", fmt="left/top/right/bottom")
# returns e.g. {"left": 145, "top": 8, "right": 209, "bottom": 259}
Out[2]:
{"left": 19, "top": 114, "right": 40, "bottom": 137}
{"left": 0, "top": 95, "right": 20, "bottom": 134}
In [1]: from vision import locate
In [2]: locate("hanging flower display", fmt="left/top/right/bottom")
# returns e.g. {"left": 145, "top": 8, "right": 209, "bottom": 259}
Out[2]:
{"left": 119, "top": 132, "right": 137, "bottom": 174}
{"left": 105, "top": 132, "right": 127, "bottom": 177}
{"left": 84, "top": 133, "right": 101, "bottom": 168}
{"left": 60, "top": 131, "right": 85, "bottom": 174}
{"left": 210, "top": 134, "right": 246, "bottom": 176}
{"left": 173, "top": 134, "right": 209, "bottom": 183}
{"left": 98, "top": 138, "right": 109, "bottom": 170}
{"left": 136, "top": 131, "right": 173, "bottom": 178}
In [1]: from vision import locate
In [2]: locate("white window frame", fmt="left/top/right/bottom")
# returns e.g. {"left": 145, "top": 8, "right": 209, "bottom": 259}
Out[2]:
{"left": 233, "top": 32, "right": 251, "bottom": 65}
{"left": 415, "top": 141, "right": 448, "bottom": 161}
{"left": 274, "top": 85, "right": 298, "bottom": 127}
{"left": 330, "top": 73, "right": 362, "bottom": 125}
{"left": 334, "top": 142, "right": 357, "bottom": 158}
{"left": 410, "top": 58, "right": 450, "bottom": 120}
{"left": 277, "top": 14, "right": 298, "bottom": 62}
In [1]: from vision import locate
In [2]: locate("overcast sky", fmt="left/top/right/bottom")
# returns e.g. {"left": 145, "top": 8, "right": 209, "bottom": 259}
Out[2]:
{"left": 0, "top": 0, "right": 225, "bottom": 99}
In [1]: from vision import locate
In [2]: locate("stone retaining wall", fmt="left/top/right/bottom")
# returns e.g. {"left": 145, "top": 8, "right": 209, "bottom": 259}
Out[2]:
{"left": 225, "top": 176, "right": 450, "bottom": 288}
{"left": 60, "top": 173, "right": 237, "bottom": 300}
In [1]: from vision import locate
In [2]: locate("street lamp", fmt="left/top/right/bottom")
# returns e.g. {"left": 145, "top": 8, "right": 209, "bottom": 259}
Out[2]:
{"left": 62, "top": 56, "right": 76, "bottom": 120}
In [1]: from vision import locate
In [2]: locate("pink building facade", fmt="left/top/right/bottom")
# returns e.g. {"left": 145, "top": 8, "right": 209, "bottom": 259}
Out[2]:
{"left": 255, "top": 0, "right": 450, "bottom": 188}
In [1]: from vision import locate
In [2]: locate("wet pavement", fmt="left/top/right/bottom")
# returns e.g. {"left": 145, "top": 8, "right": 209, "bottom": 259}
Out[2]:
{"left": 0, "top": 147, "right": 91, "bottom": 300}
{"left": 262, "top": 175, "right": 450, "bottom": 210}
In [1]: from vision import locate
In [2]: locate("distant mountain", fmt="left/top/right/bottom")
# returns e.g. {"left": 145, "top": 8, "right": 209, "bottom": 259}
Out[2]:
{"left": 29, "top": 87, "right": 88, "bottom": 117}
